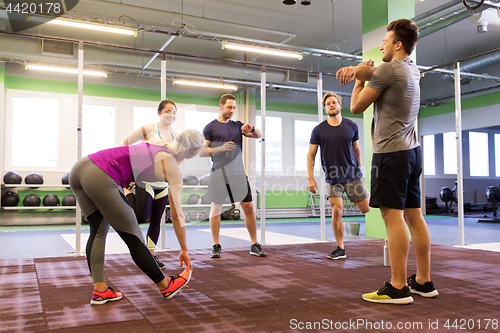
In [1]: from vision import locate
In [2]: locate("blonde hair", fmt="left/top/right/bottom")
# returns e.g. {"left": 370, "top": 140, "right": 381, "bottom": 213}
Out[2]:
{"left": 322, "top": 92, "right": 342, "bottom": 108}
{"left": 176, "top": 129, "right": 204, "bottom": 152}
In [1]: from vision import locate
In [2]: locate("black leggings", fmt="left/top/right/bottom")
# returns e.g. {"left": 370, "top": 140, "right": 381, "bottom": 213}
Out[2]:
{"left": 70, "top": 157, "right": 165, "bottom": 284}
{"left": 126, "top": 184, "right": 169, "bottom": 250}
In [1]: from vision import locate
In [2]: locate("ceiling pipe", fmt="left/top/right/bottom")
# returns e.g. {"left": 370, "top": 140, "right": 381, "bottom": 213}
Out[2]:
{"left": 441, "top": 50, "right": 500, "bottom": 84}
{"left": 78, "top": 0, "right": 297, "bottom": 40}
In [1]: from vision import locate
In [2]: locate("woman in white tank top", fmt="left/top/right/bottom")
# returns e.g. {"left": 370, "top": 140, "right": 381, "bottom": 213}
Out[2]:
{"left": 123, "top": 99, "right": 178, "bottom": 269}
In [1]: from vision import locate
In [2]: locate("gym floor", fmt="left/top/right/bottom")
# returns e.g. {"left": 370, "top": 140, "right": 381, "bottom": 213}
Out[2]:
{"left": 1, "top": 215, "right": 500, "bottom": 332}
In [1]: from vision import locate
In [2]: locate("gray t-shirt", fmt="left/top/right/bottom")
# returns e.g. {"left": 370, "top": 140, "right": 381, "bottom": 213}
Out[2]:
{"left": 367, "top": 57, "right": 420, "bottom": 153}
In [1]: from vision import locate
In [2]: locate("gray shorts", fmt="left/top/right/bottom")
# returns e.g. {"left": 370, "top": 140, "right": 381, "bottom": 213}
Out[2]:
{"left": 326, "top": 178, "right": 369, "bottom": 203}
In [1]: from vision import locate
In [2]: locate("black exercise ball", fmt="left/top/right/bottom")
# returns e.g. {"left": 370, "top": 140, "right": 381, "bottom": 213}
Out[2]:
{"left": 61, "top": 173, "right": 70, "bottom": 188}
{"left": 42, "top": 194, "right": 60, "bottom": 206}
{"left": 25, "top": 172, "right": 44, "bottom": 185}
{"left": 187, "top": 194, "right": 201, "bottom": 205}
{"left": 440, "top": 187, "right": 453, "bottom": 203}
{"left": 2, "top": 191, "right": 20, "bottom": 206}
{"left": 23, "top": 194, "right": 41, "bottom": 206}
{"left": 221, "top": 210, "right": 230, "bottom": 220}
{"left": 486, "top": 186, "right": 500, "bottom": 203}
{"left": 199, "top": 174, "right": 210, "bottom": 186}
{"left": 183, "top": 174, "right": 199, "bottom": 186}
{"left": 3, "top": 171, "right": 22, "bottom": 184}
{"left": 201, "top": 193, "right": 211, "bottom": 204}
{"left": 62, "top": 194, "right": 76, "bottom": 206}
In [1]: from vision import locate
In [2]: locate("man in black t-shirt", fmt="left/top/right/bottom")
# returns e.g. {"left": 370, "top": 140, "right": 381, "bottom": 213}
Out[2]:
{"left": 307, "top": 92, "right": 370, "bottom": 260}
{"left": 200, "top": 94, "right": 266, "bottom": 258}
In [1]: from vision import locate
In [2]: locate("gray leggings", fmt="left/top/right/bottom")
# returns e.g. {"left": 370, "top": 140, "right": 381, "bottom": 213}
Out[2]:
{"left": 69, "top": 157, "right": 165, "bottom": 284}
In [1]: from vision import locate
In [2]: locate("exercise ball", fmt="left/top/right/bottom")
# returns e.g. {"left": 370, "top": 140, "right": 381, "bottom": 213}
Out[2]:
{"left": 199, "top": 174, "right": 210, "bottom": 186}
{"left": 61, "top": 173, "right": 70, "bottom": 188}
{"left": 23, "top": 194, "right": 41, "bottom": 206}
{"left": 183, "top": 174, "right": 199, "bottom": 186}
{"left": 439, "top": 187, "right": 453, "bottom": 203}
{"left": 62, "top": 194, "right": 76, "bottom": 206}
{"left": 25, "top": 173, "right": 44, "bottom": 186}
{"left": 42, "top": 194, "right": 60, "bottom": 206}
{"left": 2, "top": 191, "right": 20, "bottom": 206}
{"left": 221, "top": 210, "right": 230, "bottom": 220}
{"left": 3, "top": 171, "right": 22, "bottom": 184}
{"left": 187, "top": 193, "right": 201, "bottom": 205}
{"left": 201, "top": 193, "right": 211, "bottom": 204}
{"left": 486, "top": 186, "right": 500, "bottom": 202}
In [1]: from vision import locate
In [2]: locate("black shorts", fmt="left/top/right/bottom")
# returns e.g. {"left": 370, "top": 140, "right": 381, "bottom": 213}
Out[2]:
{"left": 207, "top": 173, "right": 252, "bottom": 204}
{"left": 369, "top": 146, "right": 422, "bottom": 210}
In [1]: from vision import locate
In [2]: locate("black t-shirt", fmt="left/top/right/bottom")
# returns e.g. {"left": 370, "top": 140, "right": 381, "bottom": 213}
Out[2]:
{"left": 203, "top": 119, "right": 245, "bottom": 175}
{"left": 309, "top": 118, "right": 362, "bottom": 184}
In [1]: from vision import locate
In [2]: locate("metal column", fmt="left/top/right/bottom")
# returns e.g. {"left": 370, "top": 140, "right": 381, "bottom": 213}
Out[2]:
{"left": 75, "top": 41, "right": 84, "bottom": 256}
{"left": 159, "top": 52, "right": 167, "bottom": 251}
{"left": 454, "top": 62, "right": 465, "bottom": 246}
{"left": 260, "top": 66, "right": 266, "bottom": 245}
{"left": 317, "top": 74, "right": 326, "bottom": 241}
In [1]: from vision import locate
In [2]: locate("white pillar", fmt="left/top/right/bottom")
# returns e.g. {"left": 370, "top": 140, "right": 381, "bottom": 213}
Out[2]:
{"left": 317, "top": 74, "right": 326, "bottom": 241}
{"left": 454, "top": 62, "right": 465, "bottom": 246}
{"left": 260, "top": 66, "right": 266, "bottom": 245}
{"left": 75, "top": 41, "right": 84, "bottom": 256}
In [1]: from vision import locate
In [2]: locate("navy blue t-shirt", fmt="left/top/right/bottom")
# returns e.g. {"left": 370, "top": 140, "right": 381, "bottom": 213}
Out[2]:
{"left": 203, "top": 119, "right": 245, "bottom": 175}
{"left": 310, "top": 118, "right": 362, "bottom": 184}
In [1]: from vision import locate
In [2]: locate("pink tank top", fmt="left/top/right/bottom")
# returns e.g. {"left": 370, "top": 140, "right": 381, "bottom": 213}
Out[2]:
{"left": 89, "top": 143, "right": 176, "bottom": 187}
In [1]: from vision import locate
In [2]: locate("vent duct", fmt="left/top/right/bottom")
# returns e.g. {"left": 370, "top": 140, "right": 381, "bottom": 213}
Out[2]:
{"left": 42, "top": 39, "right": 75, "bottom": 58}
{"left": 441, "top": 50, "right": 500, "bottom": 84}
{"left": 287, "top": 70, "right": 309, "bottom": 84}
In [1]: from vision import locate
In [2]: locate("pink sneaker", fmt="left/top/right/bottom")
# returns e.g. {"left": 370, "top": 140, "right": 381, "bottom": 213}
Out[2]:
{"left": 160, "top": 268, "right": 192, "bottom": 299}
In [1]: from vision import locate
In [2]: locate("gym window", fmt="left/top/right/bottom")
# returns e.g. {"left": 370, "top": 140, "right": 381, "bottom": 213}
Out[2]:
{"left": 443, "top": 132, "right": 457, "bottom": 175}
{"left": 469, "top": 132, "right": 489, "bottom": 177}
{"left": 294, "top": 119, "right": 320, "bottom": 173}
{"left": 496, "top": 134, "right": 500, "bottom": 177}
{"left": 11, "top": 96, "right": 60, "bottom": 168}
{"left": 133, "top": 105, "right": 158, "bottom": 130}
{"left": 423, "top": 135, "right": 436, "bottom": 176}
{"left": 82, "top": 104, "right": 116, "bottom": 157}
{"left": 185, "top": 110, "right": 219, "bottom": 135}
{"left": 255, "top": 115, "right": 282, "bottom": 173}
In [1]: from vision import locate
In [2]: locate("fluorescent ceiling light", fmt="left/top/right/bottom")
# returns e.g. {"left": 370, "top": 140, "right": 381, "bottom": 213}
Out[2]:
{"left": 174, "top": 80, "right": 237, "bottom": 90}
{"left": 48, "top": 19, "right": 137, "bottom": 36}
{"left": 222, "top": 42, "right": 303, "bottom": 60}
{"left": 26, "top": 64, "right": 107, "bottom": 77}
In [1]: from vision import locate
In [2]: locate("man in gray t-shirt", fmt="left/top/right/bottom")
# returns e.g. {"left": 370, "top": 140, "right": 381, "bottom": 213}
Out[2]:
{"left": 336, "top": 19, "right": 438, "bottom": 305}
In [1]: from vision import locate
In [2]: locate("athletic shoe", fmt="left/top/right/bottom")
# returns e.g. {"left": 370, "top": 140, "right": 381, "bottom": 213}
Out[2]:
{"left": 160, "top": 268, "right": 192, "bottom": 299}
{"left": 362, "top": 282, "right": 414, "bottom": 304}
{"left": 211, "top": 244, "right": 222, "bottom": 258}
{"left": 90, "top": 287, "right": 123, "bottom": 305}
{"left": 327, "top": 246, "right": 346, "bottom": 260}
{"left": 153, "top": 254, "right": 166, "bottom": 270}
{"left": 407, "top": 274, "right": 439, "bottom": 297}
{"left": 250, "top": 243, "right": 267, "bottom": 257}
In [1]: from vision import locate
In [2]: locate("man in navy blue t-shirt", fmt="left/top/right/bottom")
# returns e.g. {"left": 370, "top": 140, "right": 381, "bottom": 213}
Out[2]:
{"left": 200, "top": 94, "right": 266, "bottom": 258}
{"left": 307, "top": 92, "right": 370, "bottom": 260}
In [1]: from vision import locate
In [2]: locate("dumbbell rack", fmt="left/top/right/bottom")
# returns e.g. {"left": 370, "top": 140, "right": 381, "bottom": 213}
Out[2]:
{"left": 1, "top": 184, "right": 77, "bottom": 210}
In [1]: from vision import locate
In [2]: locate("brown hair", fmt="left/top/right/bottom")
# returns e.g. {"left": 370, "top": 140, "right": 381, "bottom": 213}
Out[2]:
{"left": 220, "top": 94, "right": 236, "bottom": 106}
{"left": 158, "top": 99, "right": 177, "bottom": 113}
{"left": 386, "top": 19, "right": 418, "bottom": 55}
{"left": 322, "top": 92, "right": 342, "bottom": 108}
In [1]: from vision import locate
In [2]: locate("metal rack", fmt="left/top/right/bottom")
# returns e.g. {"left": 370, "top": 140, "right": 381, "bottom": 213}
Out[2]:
{"left": 308, "top": 193, "right": 362, "bottom": 217}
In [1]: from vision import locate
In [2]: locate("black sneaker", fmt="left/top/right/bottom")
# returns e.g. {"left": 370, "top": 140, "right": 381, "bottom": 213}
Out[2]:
{"left": 250, "top": 243, "right": 266, "bottom": 257}
{"left": 153, "top": 254, "right": 165, "bottom": 270}
{"left": 327, "top": 246, "right": 346, "bottom": 260}
{"left": 362, "top": 281, "right": 414, "bottom": 304}
{"left": 407, "top": 274, "right": 439, "bottom": 297}
{"left": 211, "top": 244, "right": 221, "bottom": 258}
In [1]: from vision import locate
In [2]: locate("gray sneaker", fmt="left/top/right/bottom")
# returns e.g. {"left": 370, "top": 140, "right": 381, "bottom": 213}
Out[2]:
{"left": 327, "top": 246, "right": 346, "bottom": 260}
{"left": 211, "top": 244, "right": 221, "bottom": 258}
{"left": 250, "top": 243, "right": 267, "bottom": 257}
